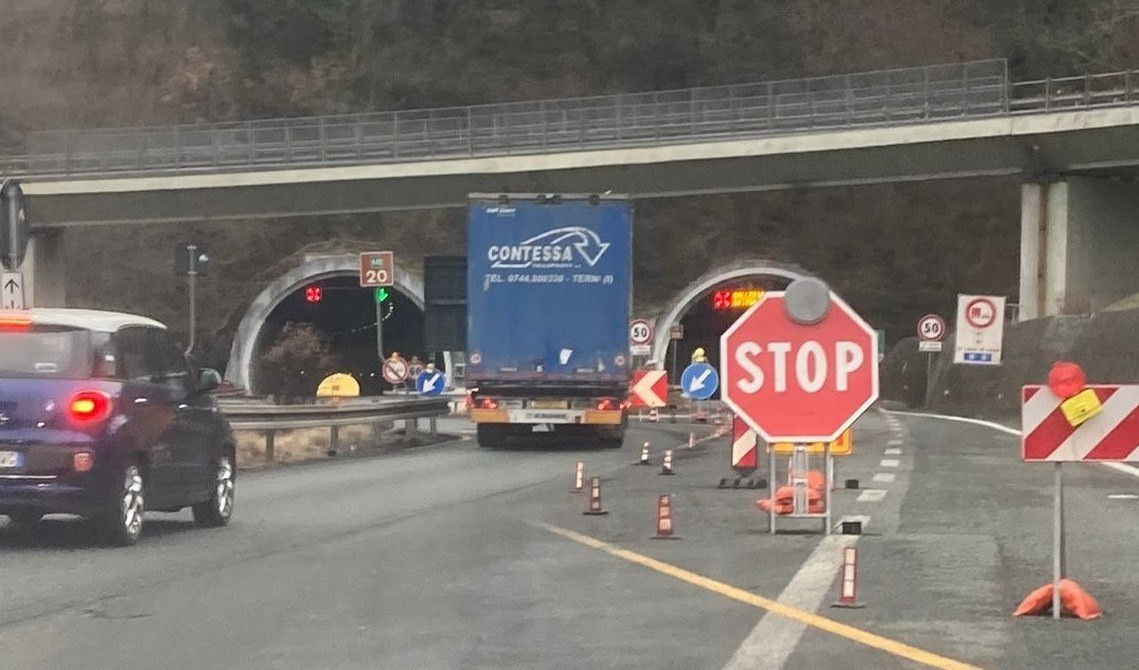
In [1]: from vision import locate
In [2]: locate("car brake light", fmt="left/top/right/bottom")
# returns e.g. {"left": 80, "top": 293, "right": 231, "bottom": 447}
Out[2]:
{"left": 73, "top": 452, "right": 95, "bottom": 472}
{"left": 69, "top": 391, "right": 112, "bottom": 423}
{"left": 0, "top": 314, "right": 31, "bottom": 330}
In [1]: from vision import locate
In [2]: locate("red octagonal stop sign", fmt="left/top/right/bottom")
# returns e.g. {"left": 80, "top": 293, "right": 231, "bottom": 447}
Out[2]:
{"left": 721, "top": 291, "right": 879, "bottom": 444}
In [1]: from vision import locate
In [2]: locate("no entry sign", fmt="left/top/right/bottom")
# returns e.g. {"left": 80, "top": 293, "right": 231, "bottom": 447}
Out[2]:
{"left": 720, "top": 289, "right": 878, "bottom": 443}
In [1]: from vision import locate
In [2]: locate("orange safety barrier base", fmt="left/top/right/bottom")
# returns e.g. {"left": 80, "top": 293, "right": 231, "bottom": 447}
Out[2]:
{"left": 1013, "top": 579, "right": 1102, "bottom": 620}
{"left": 757, "top": 485, "right": 825, "bottom": 515}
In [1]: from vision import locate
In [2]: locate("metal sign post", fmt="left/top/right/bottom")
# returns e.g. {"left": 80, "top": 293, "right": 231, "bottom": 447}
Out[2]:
{"left": 176, "top": 243, "right": 210, "bottom": 356}
{"left": 1053, "top": 462, "right": 1065, "bottom": 620}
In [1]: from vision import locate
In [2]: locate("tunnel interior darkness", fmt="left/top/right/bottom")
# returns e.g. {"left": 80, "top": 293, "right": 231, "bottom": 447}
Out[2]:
{"left": 665, "top": 276, "right": 793, "bottom": 397}
{"left": 254, "top": 274, "right": 425, "bottom": 396}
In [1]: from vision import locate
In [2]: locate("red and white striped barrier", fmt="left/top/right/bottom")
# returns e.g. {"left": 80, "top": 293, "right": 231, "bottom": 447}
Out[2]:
{"left": 1023, "top": 385, "right": 1139, "bottom": 461}
{"left": 732, "top": 416, "right": 759, "bottom": 475}
{"left": 652, "top": 494, "right": 677, "bottom": 539}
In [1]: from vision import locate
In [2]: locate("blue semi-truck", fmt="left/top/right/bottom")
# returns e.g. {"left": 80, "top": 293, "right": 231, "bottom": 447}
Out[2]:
{"left": 465, "top": 194, "right": 632, "bottom": 448}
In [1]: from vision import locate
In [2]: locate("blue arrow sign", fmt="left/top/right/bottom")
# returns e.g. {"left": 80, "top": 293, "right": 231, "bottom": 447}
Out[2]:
{"left": 416, "top": 370, "right": 446, "bottom": 396}
{"left": 681, "top": 362, "right": 719, "bottom": 400}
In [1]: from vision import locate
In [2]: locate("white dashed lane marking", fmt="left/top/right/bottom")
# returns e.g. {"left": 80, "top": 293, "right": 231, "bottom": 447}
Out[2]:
{"left": 856, "top": 489, "right": 888, "bottom": 502}
{"left": 873, "top": 473, "right": 897, "bottom": 483}
{"left": 884, "top": 448, "right": 902, "bottom": 455}
{"left": 880, "top": 459, "right": 900, "bottom": 468}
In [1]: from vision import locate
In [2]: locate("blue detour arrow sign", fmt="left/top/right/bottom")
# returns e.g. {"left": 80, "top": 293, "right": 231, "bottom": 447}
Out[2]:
{"left": 416, "top": 370, "right": 446, "bottom": 396}
{"left": 681, "top": 362, "right": 719, "bottom": 400}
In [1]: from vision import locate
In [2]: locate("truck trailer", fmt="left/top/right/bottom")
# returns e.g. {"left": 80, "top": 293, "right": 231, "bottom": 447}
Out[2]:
{"left": 465, "top": 194, "right": 632, "bottom": 449}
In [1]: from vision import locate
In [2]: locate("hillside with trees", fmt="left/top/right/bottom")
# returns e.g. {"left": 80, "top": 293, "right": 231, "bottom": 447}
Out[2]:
{"left": 0, "top": 0, "right": 1135, "bottom": 373}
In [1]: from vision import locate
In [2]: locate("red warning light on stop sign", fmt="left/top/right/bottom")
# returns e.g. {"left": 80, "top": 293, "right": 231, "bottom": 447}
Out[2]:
{"left": 720, "top": 292, "right": 879, "bottom": 444}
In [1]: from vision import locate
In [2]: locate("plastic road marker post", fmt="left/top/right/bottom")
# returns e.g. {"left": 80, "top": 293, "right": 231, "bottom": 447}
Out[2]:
{"left": 584, "top": 476, "right": 608, "bottom": 515}
{"left": 661, "top": 450, "right": 675, "bottom": 476}
{"left": 833, "top": 546, "right": 864, "bottom": 608}
{"left": 571, "top": 461, "right": 585, "bottom": 493}
{"left": 653, "top": 494, "right": 678, "bottom": 539}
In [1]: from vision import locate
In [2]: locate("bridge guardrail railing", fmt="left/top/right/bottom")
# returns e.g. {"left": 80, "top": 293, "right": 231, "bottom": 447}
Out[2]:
{"left": 8, "top": 59, "right": 1010, "bottom": 178}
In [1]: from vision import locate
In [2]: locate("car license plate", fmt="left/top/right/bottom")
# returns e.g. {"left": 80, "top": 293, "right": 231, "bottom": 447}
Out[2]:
{"left": 531, "top": 400, "right": 567, "bottom": 410}
{"left": 0, "top": 450, "right": 22, "bottom": 469}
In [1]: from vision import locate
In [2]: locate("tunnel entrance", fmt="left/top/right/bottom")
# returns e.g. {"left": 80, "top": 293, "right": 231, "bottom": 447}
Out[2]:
{"left": 253, "top": 274, "right": 425, "bottom": 397}
{"left": 664, "top": 280, "right": 793, "bottom": 396}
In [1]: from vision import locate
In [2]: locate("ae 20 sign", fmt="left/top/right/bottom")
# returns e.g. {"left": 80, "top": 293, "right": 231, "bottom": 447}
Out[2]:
{"left": 721, "top": 285, "right": 879, "bottom": 444}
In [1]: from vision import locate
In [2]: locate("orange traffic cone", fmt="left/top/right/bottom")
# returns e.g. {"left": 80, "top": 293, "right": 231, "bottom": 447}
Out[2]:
{"left": 1013, "top": 579, "right": 1102, "bottom": 620}
{"left": 652, "top": 494, "right": 678, "bottom": 539}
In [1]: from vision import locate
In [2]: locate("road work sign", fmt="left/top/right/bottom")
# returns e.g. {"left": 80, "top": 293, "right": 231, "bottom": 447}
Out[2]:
{"left": 954, "top": 294, "right": 1004, "bottom": 365}
{"left": 681, "top": 362, "right": 718, "bottom": 400}
{"left": 629, "top": 369, "right": 667, "bottom": 408}
{"left": 721, "top": 285, "right": 878, "bottom": 444}
{"left": 771, "top": 429, "right": 852, "bottom": 456}
{"left": 1022, "top": 384, "right": 1139, "bottom": 461}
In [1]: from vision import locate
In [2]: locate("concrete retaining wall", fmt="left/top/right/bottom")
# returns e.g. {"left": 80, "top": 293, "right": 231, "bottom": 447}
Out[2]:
{"left": 881, "top": 308, "right": 1139, "bottom": 420}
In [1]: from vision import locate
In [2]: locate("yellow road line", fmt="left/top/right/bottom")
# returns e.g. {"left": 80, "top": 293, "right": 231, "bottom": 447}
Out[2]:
{"left": 540, "top": 523, "right": 982, "bottom": 670}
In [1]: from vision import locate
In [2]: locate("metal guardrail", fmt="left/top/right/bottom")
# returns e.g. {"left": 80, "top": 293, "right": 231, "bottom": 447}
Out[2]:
{"left": 5, "top": 59, "right": 1013, "bottom": 178}
{"left": 219, "top": 397, "right": 450, "bottom": 431}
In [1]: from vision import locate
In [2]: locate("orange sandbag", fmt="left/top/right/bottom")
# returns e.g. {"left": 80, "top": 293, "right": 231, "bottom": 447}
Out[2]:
{"left": 1013, "top": 579, "right": 1102, "bottom": 620}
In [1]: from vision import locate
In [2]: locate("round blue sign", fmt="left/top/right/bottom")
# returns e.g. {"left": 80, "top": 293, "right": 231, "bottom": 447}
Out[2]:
{"left": 415, "top": 370, "right": 446, "bottom": 396}
{"left": 681, "top": 362, "right": 719, "bottom": 400}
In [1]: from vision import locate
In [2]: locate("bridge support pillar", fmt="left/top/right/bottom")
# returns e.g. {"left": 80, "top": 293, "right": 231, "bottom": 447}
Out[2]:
{"left": 23, "top": 231, "right": 67, "bottom": 308}
{"left": 1019, "top": 178, "right": 1139, "bottom": 321}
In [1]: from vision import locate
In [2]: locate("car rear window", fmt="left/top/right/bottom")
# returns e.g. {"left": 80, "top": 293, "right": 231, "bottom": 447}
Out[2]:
{"left": 0, "top": 326, "right": 103, "bottom": 378}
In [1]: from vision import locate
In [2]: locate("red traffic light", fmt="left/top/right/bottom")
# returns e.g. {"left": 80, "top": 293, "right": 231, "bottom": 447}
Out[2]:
{"left": 304, "top": 285, "right": 323, "bottom": 303}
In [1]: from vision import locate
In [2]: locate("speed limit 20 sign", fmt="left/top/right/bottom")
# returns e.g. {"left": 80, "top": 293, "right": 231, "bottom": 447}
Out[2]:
{"left": 630, "top": 319, "right": 654, "bottom": 356}
{"left": 359, "top": 251, "right": 395, "bottom": 288}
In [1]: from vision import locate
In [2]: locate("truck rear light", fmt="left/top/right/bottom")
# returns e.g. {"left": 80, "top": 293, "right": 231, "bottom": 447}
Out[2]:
{"left": 72, "top": 452, "right": 95, "bottom": 472}
{"left": 0, "top": 314, "right": 31, "bottom": 330}
{"left": 596, "top": 398, "right": 619, "bottom": 411}
{"left": 477, "top": 397, "right": 499, "bottom": 410}
{"left": 69, "top": 391, "right": 112, "bottom": 424}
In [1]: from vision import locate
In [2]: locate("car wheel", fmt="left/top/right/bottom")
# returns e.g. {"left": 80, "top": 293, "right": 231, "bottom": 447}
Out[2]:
{"left": 192, "top": 454, "right": 235, "bottom": 527}
{"left": 6, "top": 510, "right": 44, "bottom": 525}
{"left": 98, "top": 463, "right": 145, "bottom": 546}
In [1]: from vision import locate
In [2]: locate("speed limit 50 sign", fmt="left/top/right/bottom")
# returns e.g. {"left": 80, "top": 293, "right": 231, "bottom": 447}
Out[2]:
{"left": 917, "top": 314, "right": 946, "bottom": 342}
{"left": 630, "top": 319, "right": 653, "bottom": 356}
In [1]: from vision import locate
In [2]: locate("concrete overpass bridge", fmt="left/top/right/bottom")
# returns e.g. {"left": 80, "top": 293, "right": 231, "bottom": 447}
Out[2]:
{"left": 7, "top": 58, "right": 1139, "bottom": 340}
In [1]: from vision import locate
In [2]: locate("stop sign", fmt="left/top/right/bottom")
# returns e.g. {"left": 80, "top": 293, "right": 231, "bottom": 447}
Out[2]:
{"left": 721, "top": 291, "right": 878, "bottom": 443}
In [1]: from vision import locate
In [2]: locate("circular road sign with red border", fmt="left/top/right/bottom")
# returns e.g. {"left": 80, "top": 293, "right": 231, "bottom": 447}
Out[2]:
{"left": 917, "top": 314, "right": 947, "bottom": 342}
{"left": 382, "top": 357, "right": 410, "bottom": 384}
{"left": 964, "top": 298, "right": 997, "bottom": 329}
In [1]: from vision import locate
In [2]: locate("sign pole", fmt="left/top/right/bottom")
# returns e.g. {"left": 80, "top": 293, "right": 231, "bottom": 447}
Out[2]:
{"left": 824, "top": 441, "right": 832, "bottom": 535}
{"left": 1053, "top": 462, "right": 1064, "bottom": 620}
{"left": 186, "top": 244, "right": 198, "bottom": 357}
{"left": 925, "top": 352, "right": 934, "bottom": 407}
{"left": 376, "top": 298, "right": 384, "bottom": 374}
{"left": 769, "top": 446, "right": 777, "bottom": 534}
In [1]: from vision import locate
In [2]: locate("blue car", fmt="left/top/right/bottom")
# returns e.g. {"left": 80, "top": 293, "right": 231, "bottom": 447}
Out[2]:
{"left": 0, "top": 309, "right": 235, "bottom": 545}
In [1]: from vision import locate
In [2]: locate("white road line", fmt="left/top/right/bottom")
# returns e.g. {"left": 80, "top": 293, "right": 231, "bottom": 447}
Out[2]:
{"left": 884, "top": 408, "right": 1139, "bottom": 482}
{"left": 721, "top": 533, "right": 861, "bottom": 670}
{"left": 884, "top": 448, "right": 901, "bottom": 455}
{"left": 872, "top": 472, "right": 896, "bottom": 483}
{"left": 856, "top": 489, "right": 887, "bottom": 502}
{"left": 887, "top": 438, "right": 903, "bottom": 445}
{"left": 882, "top": 409, "right": 1022, "bottom": 436}
{"left": 880, "top": 459, "right": 900, "bottom": 468}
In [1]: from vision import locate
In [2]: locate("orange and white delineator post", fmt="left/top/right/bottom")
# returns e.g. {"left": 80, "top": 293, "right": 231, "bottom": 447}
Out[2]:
{"left": 583, "top": 476, "right": 608, "bottom": 515}
{"left": 832, "top": 545, "right": 864, "bottom": 608}
{"left": 660, "top": 450, "right": 675, "bottom": 476}
{"left": 638, "top": 442, "right": 652, "bottom": 465}
{"left": 571, "top": 461, "right": 585, "bottom": 493}
{"left": 652, "top": 494, "right": 678, "bottom": 539}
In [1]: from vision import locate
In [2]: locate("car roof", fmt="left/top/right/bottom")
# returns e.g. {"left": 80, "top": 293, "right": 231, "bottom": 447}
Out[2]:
{"left": 1, "top": 309, "right": 167, "bottom": 333}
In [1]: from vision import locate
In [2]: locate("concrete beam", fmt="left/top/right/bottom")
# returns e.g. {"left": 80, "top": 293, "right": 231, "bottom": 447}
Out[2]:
{"left": 20, "top": 106, "right": 1139, "bottom": 227}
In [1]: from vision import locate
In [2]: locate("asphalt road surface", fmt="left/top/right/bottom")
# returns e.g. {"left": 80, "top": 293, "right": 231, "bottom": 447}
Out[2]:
{"left": 2, "top": 411, "right": 1139, "bottom": 669}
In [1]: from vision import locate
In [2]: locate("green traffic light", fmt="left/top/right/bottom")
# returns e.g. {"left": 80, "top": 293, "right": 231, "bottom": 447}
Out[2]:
{"left": 374, "top": 287, "right": 389, "bottom": 303}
